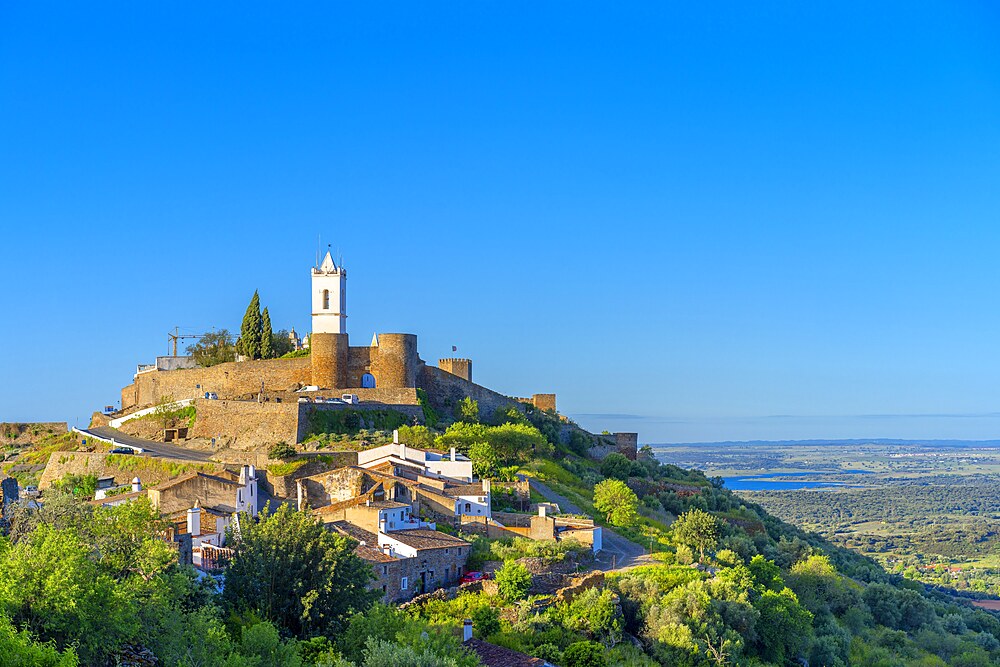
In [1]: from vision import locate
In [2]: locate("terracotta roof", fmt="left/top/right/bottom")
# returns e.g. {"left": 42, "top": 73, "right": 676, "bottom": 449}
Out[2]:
{"left": 330, "top": 521, "right": 378, "bottom": 545}
{"left": 388, "top": 529, "right": 469, "bottom": 550}
{"left": 449, "top": 482, "right": 487, "bottom": 496}
{"left": 329, "top": 521, "right": 397, "bottom": 563}
{"left": 156, "top": 472, "right": 239, "bottom": 491}
{"left": 366, "top": 500, "right": 410, "bottom": 509}
{"left": 463, "top": 639, "right": 549, "bottom": 667}
{"left": 88, "top": 490, "right": 147, "bottom": 506}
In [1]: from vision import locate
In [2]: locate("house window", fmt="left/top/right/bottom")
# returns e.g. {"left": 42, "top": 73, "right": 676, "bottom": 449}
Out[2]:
{"left": 458, "top": 548, "right": 462, "bottom": 555}
{"left": 445, "top": 549, "right": 449, "bottom": 554}
{"left": 322, "top": 289, "right": 330, "bottom": 309}
{"left": 382, "top": 566, "right": 388, "bottom": 575}
{"left": 401, "top": 577, "right": 408, "bottom": 591}
{"left": 464, "top": 502, "right": 471, "bottom": 513}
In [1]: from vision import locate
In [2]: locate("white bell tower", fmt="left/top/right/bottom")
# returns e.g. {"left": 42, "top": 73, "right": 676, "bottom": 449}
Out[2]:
{"left": 312, "top": 250, "right": 347, "bottom": 335}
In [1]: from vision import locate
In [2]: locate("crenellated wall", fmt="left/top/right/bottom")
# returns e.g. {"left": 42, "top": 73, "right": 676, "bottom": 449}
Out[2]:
{"left": 438, "top": 358, "right": 472, "bottom": 382}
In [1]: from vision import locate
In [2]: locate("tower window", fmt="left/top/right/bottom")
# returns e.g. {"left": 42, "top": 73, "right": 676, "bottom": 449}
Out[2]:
{"left": 322, "top": 289, "right": 330, "bottom": 310}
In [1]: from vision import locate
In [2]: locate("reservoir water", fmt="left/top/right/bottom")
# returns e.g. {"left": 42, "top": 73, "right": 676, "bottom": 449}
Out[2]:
{"left": 723, "top": 470, "right": 870, "bottom": 491}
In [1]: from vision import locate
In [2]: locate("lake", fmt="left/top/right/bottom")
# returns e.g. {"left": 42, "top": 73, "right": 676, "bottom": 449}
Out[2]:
{"left": 723, "top": 470, "right": 870, "bottom": 491}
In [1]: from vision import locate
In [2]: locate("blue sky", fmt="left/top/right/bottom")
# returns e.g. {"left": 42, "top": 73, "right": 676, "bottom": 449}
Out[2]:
{"left": 2, "top": 2, "right": 1000, "bottom": 443}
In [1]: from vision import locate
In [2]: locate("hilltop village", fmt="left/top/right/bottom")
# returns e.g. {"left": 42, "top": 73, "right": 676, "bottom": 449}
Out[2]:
{"left": 6, "top": 255, "right": 1000, "bottom": 667}
{"left": 1, "top": 253, "right": 637, "bottom": 614}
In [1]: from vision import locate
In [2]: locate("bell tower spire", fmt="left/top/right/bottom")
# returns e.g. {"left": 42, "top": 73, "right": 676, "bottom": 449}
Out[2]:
{"left": 312, "top": 248, "right": 347, "bottom": 335}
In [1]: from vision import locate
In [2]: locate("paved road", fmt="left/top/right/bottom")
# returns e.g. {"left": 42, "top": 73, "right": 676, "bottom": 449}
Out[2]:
{"left": 526, "top": 477, "right": 648, "bottom": 570}
{"left": 83, "top": 426, "right": 214, "bottom": 462}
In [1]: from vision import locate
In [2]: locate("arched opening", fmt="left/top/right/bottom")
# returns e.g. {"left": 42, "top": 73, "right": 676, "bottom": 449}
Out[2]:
{"left": 322, "top": 289, "right": 330, "bottom": 309}
{"left": 361, "top": 373, "right": 376, "bottom": 388}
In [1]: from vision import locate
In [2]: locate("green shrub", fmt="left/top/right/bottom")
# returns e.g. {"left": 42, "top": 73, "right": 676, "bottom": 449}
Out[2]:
{"left": 494, "top": 560, "right": 532, "bottom": 602}
{"left": 268, "top": 442, "right": 296, "bottom": 460}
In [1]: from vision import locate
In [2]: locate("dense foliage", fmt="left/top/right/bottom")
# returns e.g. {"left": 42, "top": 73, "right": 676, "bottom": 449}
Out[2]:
{"left": 186, "top": 329, "right": 237, "bottom": 367}
{"left": 223, "top": 503, "right": 380, "bottom": 638}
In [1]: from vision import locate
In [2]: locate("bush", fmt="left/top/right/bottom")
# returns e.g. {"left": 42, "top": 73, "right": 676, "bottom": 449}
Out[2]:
{"left": 494, "top": 561, "right": 532, "bottom": 602}
{"left": 268, "top": 442, "right": 296, "bottom": 460}
{"left": 563, "top": 641, "right": 607, "bottom": 667}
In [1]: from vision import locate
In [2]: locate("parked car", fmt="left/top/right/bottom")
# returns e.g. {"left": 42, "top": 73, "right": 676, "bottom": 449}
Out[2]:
{"left": 341, "top": 393, "right": 359, "bottom": 405}
{"left": 203, "top": 392, "right": 218, "bottom": 400}
{"left": 460, "top": 571, "right": 489, "bottom": 584}
{"left": 22, "top": 485, "right": 39, "bottom": 497}
{"left": 110, "top": 447, "right": 136, "bottom": 455}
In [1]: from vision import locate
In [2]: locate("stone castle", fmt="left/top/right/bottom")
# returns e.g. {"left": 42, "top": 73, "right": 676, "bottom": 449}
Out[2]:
{"left": 121, "top": 252, "right": 557, "bottom": 432}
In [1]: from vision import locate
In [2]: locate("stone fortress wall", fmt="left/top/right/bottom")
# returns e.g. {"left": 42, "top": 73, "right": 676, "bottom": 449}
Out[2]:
{"left": 115, "top": 252, "right": 576, "bottom": 451}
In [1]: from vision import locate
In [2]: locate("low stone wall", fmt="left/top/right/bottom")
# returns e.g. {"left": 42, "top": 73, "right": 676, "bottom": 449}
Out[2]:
{"left": 0, "top": 422, "right": 68, "bottom": 446}
{"left": 39, "top": 451, "right": 223, "bottom": 490}
{"left": 262, "top": 453, "right": 359, "bottom": 499}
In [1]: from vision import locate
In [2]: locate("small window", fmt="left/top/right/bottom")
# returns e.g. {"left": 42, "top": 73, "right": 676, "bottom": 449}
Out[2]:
{"left": 401, "top": 577, "right": 408, "bottom": 591}
{"left": 464, "top": 502, "right": 471, "bottom": 512}
{"left": 458, "top": 548, "right": 462, "bottom": 555}
{"left": 322, "top": 289, "right": 330, "bottom": 309}
{"left": 445, "top": 548, "right": 449, "bottom": 554}
{"left": 382, "top": 566, "right": 388, "bottom": 575}
{"left": 382, "top": 585, "right": 387, "bottom": 593}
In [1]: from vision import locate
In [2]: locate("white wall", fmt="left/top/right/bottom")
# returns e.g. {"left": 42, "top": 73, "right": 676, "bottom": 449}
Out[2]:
{"left": 311, "top": 254, "right": 347, "bottom": 334}
{"left": 456, "top": 494, "right": 490, "bottom": 518}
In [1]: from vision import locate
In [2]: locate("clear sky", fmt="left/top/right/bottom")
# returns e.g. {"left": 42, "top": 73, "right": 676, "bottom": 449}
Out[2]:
{"left": 2, "top": 2, "right": 1000, "bottom": 443}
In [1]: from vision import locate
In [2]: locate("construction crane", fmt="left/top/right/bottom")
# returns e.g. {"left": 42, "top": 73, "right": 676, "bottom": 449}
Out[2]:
{"left": 167, "top": 326, "right": 203, "bottom": 357}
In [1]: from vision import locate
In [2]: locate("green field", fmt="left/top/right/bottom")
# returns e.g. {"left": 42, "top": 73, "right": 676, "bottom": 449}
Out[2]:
{"left": 654, "top": 441, "right": 1000, "bottom": 597}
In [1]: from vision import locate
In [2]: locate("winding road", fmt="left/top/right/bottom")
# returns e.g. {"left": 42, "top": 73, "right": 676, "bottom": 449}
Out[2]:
{"left": 79, "top": 426, "right": 215, "bottom": 462}
{"left": 526, "top": 477, "right": 648, "bottom": 570}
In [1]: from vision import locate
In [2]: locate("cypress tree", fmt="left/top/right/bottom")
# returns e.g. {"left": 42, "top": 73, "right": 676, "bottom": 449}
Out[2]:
{"left": 261, "top": 307, "right": 273, "bottom": 359}
{"left": 239, "top": 291, "right": 263, "bottom": 360}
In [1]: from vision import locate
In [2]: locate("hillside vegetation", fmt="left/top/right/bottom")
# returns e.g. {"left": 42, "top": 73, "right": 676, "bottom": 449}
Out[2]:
{"left": 2, "top": 404, "right": 999, "bottom": 665}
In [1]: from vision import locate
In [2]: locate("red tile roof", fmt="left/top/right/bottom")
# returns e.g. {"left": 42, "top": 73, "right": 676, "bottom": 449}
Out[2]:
{"left": 463, "top": 639, "right": 550, "bottom": 667}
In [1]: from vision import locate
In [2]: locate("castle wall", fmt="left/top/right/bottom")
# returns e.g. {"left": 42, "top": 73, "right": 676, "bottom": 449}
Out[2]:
{"left": 347, "top": 346, "right": 375, "bottom": 387}
{"left": 417, "top": 364, "right": 522, "bottom": 418}
{"left": 189, "top": 399, "right": 301, "bottom": 449}
{"left": 123, "top": 358, "right": 311, "bottom": 410}
{"left": 0, "top": 422, "right": 68, "bottom": 446}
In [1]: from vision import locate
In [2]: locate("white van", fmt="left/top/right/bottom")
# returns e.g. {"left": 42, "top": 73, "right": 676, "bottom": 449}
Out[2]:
{"left": 341, "top": 393, "right": 359, "bottom": 405}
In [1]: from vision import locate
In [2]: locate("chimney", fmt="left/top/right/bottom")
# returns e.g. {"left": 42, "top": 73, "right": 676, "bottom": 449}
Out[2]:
{"left": 382, "top": 544, "right": 393, "bottom": 557}
{"left": 451, "top": 447, "right": 457, "bottom": 462}
{"left": 240, "top": 465, "right": 250, "bottom": 485}
{"left": 539, "top": 505, "right": 547, "bottom": 518}
{"left": 400, "top": 443, "right": 406, "bottom": 460}
{"left": 482, "top": 479, "right": 491, "bottom": 494}
{"left": 393, "top": 429, "right": 399, "bottom": 444}
{"left": 462, "top": 619, "right": 473, "bottom": 642}
{"left": 187, "top": 503, "right": 202, "bottom": 536}
{"left": 132, "top": 477, "right": 142, "bottom": 493}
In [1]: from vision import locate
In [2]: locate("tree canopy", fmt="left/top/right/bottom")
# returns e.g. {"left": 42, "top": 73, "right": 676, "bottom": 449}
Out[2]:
{"left": 593, "top": 479, "right": 639, "bottom": 527}
{"left": 222, "top": 503, "right": 379, "bottom": 638}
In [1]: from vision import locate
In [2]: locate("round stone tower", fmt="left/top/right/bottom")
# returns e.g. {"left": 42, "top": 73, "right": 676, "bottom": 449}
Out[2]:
{"left": 371, "top": 333, "right": 418, "bottom": 387}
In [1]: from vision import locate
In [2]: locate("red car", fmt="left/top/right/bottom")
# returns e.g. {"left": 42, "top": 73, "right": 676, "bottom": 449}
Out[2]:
{"left": 460, "top": 571, "right": 489, "bottom": 584}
